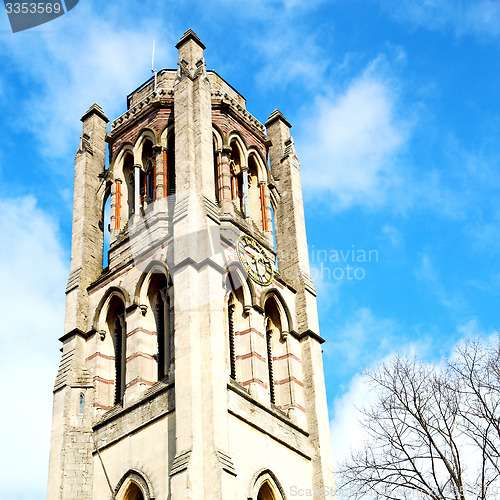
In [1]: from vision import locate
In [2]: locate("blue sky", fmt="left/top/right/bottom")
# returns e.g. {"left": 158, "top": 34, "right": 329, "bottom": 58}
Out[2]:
{"left": 2, "top": 0, "right": 500, "bottom": 497}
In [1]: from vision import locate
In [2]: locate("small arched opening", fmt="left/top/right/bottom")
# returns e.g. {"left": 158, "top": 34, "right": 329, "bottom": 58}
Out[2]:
{"left": 258, "top": 481, "right": 277, "bottom": 500}
{"left": 106, "top": 296, "right": 126, "bottom": 405}
{"left": 264, "top": 298, "right": 282, "bottom": 405}
{"left": 248, "top": 154, "right": 262, "bottom": 227}
{"left": 141, "top": 140, "right": 155, "bottom": 206}
{"left": 147, "top": 272, "right": 170, "bottom": 380}
{"left": 102, "top": 191, "right": 111, "bottom": 268}
{"left": 115, "top": 469, "right": 153, "bottom": 500}
{"left": 122, "top": 481, "right": 144, "bottom": 500}
{"left": 123, "top": 152, "right": 135, "bottom": 218}
{"left": 249, "top": 469, "right": 286, "bottom": 500}
{"left": 230, "top": 140, "right": 243, "bottom": 213}
{"left": 167, "top": 133, "right": 175, "bottom": 196}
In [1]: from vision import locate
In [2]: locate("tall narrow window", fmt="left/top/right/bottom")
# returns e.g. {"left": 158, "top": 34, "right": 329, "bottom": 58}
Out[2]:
{"left": 156, "top": 291, "right": 166, "bottom": 380}
{"left": 102, "top": 192, "right": 111, "bottom": 268}
{"left": 228, "top": 294, "right": 236, "bottom": 380}
{"left": 124, "top": 153, "right": 135, "bottom": 218}
{"left": 230, "top": 141, "right": 243, "bottom": 213}
{"left": 214, "top": 140, "right": 221, "bottom": 204}
{"left": 79, "top": 393, "right": 84, "bottom": 414}
{"left": 167, "top": 134, "right": 176, "bottom": 195}
{"left": 265, "top": 298, "right": 283, "bottom": 406}
{"left": 105, "top": 297, "right": 126, "bottom": 407}
{"left": 114, "top": 315, "right": 124, "bottom": 405}
{"left": 266, "top": 319, "right": 275, "bottom": 405}
{"left": 142, "top": 140, "right": 155, "bottom": 204}
{"left": 248, "top": 155, "right": 262, "bottom": 227}
{"left": 271, "top": 202, "right": 278, "bottom": 270}
{"left": 148, "top": 273, "right": 170, "bottom": 381}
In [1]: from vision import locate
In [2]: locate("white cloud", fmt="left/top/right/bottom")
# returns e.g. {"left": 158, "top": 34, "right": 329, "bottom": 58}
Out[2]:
{"left": 414, "top": 251, "right": 466, "bottom": 314}
{"left": 330, "top": 372, "right": 374, "bottom": 467}
{"left": 377, "top": 0, "right": 500, "bottom": 38}
{"left": 0, "top": 196, "right": 68, "bottom": 498}
{"left": 380, "top": 224, "right": 402, "bottom": 248}
{"left": 253, "top": 27, "right": 327, "bottom": 89}
{"left": 299, "top": 65, "right": 409, "bottom": 211}
{"left": 0, "top": 3, "right": 174, "bottom": 161}
{"left": 325, "top": 307, "right": 400, "bottom": 368}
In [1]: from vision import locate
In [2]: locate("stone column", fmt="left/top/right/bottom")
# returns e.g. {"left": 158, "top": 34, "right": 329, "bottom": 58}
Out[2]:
{"left": 114, "top": 179, "right": 122, "bottom": 230}
{"left": 154, "top": 145, "right": 164, "bottom": 200}
{"left": 266, "top": 109, "right": 335, "bottom": 495}
{"left": 170, "top": 29, "right": 237, "bottom": 500}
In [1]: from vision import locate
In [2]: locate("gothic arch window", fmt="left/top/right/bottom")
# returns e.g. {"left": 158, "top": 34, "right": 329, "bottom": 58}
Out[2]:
{"left": 122, "top": 482, "right": 144, "bottom": 500}
{"left": 264, "top": 298, "right": 283, "bottom": 406}
{"left": 106, "top": 297, "right": 126, "bottom": 405}
{"left": 225, "top": 269, "right": 250, "bottom": 383}
{"left": 167, "top": 133, "right": 175, "bottom": 195}
{"left": 227, "top": 292, "right": 236, "bottom": 380}
{"left": 115, "top": 470, "right": 153, "bottom": 500}
{"left": 249, "top": 470, "right": 286, "bottom": 500}
{"left": 141, "top": 139, "right": 155, "bottom": 205}
{"left": 230, "top": 140, "right": 243, "bottom": 213}
{"left": 248, "top": 154, "right": 262, "bottom": 228}
{"left": 147, "top": 272, "right": 170, "bottom": 380}
{"left": 214, "top": 137, "right": 221, "bottom": 204}
{"left": 258, "top": 482, "right": 277, "bottom": 500}
{"left": 123, "top": 152, "right": 135, "bottom": 218}
{"left": 102, "top": 189, "right": 111, "bottom": 268}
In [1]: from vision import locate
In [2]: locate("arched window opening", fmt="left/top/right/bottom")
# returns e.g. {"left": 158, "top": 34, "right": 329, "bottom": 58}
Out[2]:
{"left": 121, "top": 481, "right": 145, "bottom": 500}
{"left": 258, "top": 482, "right": 277, "bottom": 500}
{"left": 79, "top": 393, "right": 84, "bottom": 414}
{"left": 230, "top": 141, "right": 243, "bottom": 213}
{"left": 225, "top": 272, "right": 247, "bottom": 383}
{"left": 248, "top": 155, "right": 262, "bottom": 227}
{"left": 265, "top": 299, "right": 282, "bottom": 406}
{"left": 124, "top": 153, "right": 135, "bottom": 218}
{"left": 115, "top": 471, "right": 153, "bottom": 500}
{"left": 102, "top": 192, "right": 111, "bottom": 268}
{"left": 142, "top": 140, "right": 155, "bottom": 205}
{"left": 270, "top": 202, "right": 278, "bottom": 270}
{"left": 167, "top": 134, "right": 176, "bottom": 196}
{"left": 228, "top": 293, "right": 236, "bottom": 380}
{"left": 148, "top": 273, "right": 170, "bottom": 380}
{"left": 214, "top": 139, "right": 221, "bottom": 204}
{"left": 251, "top": 470, "right": 285, "bottom": 500}
{"left": 106, "top": 297, "right": 126, "bottom": 406}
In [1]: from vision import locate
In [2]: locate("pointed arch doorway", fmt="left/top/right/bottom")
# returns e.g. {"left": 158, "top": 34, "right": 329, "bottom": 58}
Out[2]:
{"left": 121, "top": 481, "right": 145, "bottom": 500}
{"left": 257, "top": 480, "right": 277, "bottom": 500}
{"left": 114, "top": 470, "right": 153, "bottom": 500}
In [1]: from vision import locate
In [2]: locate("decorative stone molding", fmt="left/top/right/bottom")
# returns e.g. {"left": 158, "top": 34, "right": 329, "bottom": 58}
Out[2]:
{"left": 170, "top": 449, "right": 192, "bottom": 476}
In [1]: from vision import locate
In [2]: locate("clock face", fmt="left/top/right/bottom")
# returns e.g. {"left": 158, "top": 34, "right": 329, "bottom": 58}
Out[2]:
{"left": 236, "top": 235, "right": 274, "bottom": 286}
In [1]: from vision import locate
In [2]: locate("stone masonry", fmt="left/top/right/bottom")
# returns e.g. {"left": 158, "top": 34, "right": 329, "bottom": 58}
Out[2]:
{"left": 47, "top": 30, "right": 335, "bottom": 500}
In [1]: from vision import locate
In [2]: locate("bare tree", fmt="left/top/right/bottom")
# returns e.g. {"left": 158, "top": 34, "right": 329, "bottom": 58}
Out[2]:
{"left": 336, "top": 339, "right": 500, "bottom": 500}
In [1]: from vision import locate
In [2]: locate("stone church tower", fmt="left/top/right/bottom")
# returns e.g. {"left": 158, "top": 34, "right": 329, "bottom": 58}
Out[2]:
{"left": 47, "top": 30, "right": 335, "bottom": 500}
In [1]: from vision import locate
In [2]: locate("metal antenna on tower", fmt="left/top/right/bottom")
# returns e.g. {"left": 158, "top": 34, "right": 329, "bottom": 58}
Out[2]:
{"left": 152, "top": 40, "right": 157, "bottom": 91}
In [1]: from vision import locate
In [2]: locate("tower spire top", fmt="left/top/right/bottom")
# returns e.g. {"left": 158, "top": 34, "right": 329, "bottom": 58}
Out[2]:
{"left": 176, "top": 29, "right": 206, "bottom": 50}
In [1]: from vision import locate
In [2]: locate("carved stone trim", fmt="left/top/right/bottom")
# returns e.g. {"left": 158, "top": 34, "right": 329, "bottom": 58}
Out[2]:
{"left": 216, "top": 450, "right": 237, "bottom": 476}
{"left": 170, "top": 449, "right": 192, "bottom": 476}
